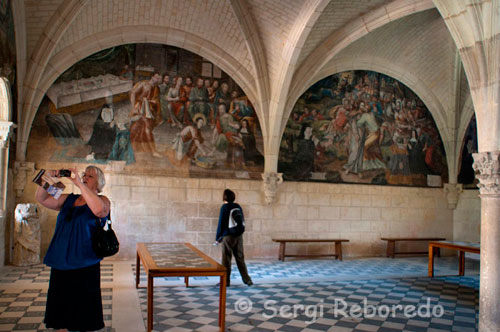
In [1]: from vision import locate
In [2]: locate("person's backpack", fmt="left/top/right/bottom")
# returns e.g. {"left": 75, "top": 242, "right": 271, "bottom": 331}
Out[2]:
{"left": 227, "top": 207, "right": 245, "bottom": 236}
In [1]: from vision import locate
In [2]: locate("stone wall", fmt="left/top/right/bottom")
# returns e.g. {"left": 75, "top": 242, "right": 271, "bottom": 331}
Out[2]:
{"left": 19, "top": 171, "right": 456, "bottom": 262}
{"left": 453, "top": 189, "right": 481, "bottom": 243}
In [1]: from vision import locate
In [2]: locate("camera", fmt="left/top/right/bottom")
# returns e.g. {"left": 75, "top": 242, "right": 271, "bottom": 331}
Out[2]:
{"left": 58, "top": 169, "right": 72, "bottom": 177}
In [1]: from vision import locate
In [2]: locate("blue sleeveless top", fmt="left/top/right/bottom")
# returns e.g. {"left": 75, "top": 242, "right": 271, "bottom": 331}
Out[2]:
{"left": 44, "top": 194, "right": 104, "bottom": 270}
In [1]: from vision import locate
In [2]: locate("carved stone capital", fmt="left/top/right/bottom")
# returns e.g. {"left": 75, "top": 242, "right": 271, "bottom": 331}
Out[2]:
{"left": 0, "top": 121, "right": 15, "bottom": 148}
{"left": 443, "top": 183, "right": 463, "bottom": 209}
{"left": 261, "top": 172, "right": 283, "bottom": 205}
{"left": 472, "top": 151, "right": 500, "bottom": 196}
{"left": 13, "top": 161, "right": 35, "bottom": 198}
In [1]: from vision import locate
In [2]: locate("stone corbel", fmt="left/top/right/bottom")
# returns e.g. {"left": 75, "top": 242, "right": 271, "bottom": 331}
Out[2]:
{"left": 443, "top": 183, "right": 463, "bottom": 209}
{"left": 262, "top": 172, "right": 283, "bottom": 205}
{"left": 472, "top": 151, "right": 500, "bottom": 196}
{"left": 13, "top": 161, "right": 35, "bottom": 198}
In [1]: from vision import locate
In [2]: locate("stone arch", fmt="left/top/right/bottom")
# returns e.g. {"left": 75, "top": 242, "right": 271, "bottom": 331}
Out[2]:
{"left": 0, "top": 78, "right": 12, "bottom": 122}
{"left": 19, "top": 26, "right": 259, "bottom": 160}
{"left": 287, "top": 0, "right": 435, "bottom": 129}
{"left": 279, "top": 57, "right": 452, "bottom": 181}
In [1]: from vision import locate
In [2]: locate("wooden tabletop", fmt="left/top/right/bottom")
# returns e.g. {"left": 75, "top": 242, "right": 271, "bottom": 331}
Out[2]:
{"left": 428, "top": 241, "right": 480, "bottom": 253}
{"left": 272, "top": 239, "right": 350, "bottom": 242}
{"left": 136, "top": 242, "right": 225, "bottom": 274}
{"left": 381, "top": 237, "right": 446, "bottom": 241}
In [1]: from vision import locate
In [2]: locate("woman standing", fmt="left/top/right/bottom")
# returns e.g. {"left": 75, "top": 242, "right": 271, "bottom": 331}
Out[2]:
{"left": 36, "top": 166, "right": 110, "bottom": 332}
{"left": 215, "top": 189, "right": 253, "bottom": 287}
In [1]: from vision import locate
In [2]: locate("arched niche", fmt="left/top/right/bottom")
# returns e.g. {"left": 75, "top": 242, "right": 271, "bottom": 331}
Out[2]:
{"left": 27, "top": 43, "right": 264, "bottom": 180}
{"left": 278, "top": 70, "right": 448, "bottom": 187}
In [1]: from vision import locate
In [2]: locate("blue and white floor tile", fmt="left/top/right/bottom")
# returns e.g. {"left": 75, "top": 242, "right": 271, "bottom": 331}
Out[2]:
{"left": 0, "top": 257, "right": 480, "bottom": 331}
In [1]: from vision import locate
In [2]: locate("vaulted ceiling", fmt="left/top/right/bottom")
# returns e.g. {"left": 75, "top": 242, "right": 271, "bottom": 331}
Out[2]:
{"left": 13, "top": 0, "right": 479, "bottom": 181}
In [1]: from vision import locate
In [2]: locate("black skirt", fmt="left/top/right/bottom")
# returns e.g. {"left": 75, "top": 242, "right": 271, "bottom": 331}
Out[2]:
{"left": 44, "top": 263, "right": 104, "bottom": 331}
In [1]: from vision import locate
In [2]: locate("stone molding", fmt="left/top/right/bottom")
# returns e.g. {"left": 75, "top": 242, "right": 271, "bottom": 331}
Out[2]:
{"left": 443, "top": 183, "right": 463, "bottom": 209}
{"left": 472, "top": 151, "right": 500, "bottom": 196}
{"left": 261, "top": 172, "right": 283, "bottom": 205}
{"left": 0, "top": 121, "right": 15, "bottom": 148}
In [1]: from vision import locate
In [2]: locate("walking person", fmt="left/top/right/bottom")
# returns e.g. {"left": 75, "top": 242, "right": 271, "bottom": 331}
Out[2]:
{"left": 35, "top": 166, "right": 110, "bottom": 332}
{"left": 215, "top": 189, "right": 253, "bottom": 287}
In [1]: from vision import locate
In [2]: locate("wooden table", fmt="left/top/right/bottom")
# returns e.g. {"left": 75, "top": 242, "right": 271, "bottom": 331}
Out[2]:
{"left": 136, "top": 242, "right": 227, "bottom": 332}
{"left": 381, "top": 237, "right": 446, "bottom": 258}
{"left": 428, "top": 241, "right": 480, "bottom": 277}
{"left": 272, "top": 239, "right": 349, "bottom": 261}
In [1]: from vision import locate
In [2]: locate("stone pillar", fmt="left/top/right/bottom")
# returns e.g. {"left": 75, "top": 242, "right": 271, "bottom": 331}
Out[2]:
{"left": 0, "top": 121, "right": 14, "bottom": 266}
{"left": 473, "top": 151, "right": 500, "bottom": 331}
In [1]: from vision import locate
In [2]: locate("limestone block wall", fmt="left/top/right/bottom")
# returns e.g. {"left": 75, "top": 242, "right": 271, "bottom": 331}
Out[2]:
{"left": 453, "top": 189, "right": 480, "bottom": 243}
{"left": 20, "top": 172, "right": 455, "bottom": 262}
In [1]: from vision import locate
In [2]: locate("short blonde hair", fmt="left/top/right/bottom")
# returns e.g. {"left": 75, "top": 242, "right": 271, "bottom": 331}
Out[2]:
{"left": 86, "top": 165, "right": 105, "bottom": 193}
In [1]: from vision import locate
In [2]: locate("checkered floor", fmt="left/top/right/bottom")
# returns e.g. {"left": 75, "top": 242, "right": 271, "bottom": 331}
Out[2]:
{"left": 0, "top": 257, "right": 480, "bottom": 331}
{"left": 0, "top": 263, "right": 114, "bottom": 332}
{"left": 137, "top": 275, "right": 479, "bottom": 332}
{"left": 134, "top": 256, "right": 480, "bottom": 287}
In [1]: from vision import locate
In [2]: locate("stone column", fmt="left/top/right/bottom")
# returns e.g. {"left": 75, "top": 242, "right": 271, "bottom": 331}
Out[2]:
{"left": 0, "top": 121, "right": 14, "bottom": 266}
{"left": 473, "top": 151, "right": 500, "bottom": 331}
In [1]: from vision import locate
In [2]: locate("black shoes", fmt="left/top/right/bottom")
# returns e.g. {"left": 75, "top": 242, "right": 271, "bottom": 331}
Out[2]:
{"left": 245, "top": 281, "right": 253, "bottom": 286}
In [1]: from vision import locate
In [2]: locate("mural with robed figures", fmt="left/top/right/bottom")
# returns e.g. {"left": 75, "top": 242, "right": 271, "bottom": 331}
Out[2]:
{"left": 28, "top": 44, "right": 264, "bottom": 179}
{"left": 278, "top": 70, "right": 448, "bottom": 187}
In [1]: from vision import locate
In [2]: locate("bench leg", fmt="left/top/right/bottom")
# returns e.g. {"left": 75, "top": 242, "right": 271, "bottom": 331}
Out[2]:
{"left": 279, "top": 242, "right": 286, "bottom": 261}
{"left": 335, "top": 242, "right": 343, "bottom": 261}
{"left": 387, "top": 240, "right": 395, "bottom": 258}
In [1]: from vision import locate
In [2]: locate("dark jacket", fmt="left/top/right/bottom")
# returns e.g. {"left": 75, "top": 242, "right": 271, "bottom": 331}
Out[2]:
{"left": 216, "top": 202, "right": 244, "bottom": 241}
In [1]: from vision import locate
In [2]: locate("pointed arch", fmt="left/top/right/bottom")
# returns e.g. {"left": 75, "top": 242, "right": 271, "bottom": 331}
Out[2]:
{"left": 280, "top": 57, "right": 453, "bottom": 181}
{"left": 19, "top": 27, "right": 258, "bottom": 158}
{"left": 287, "top": 0, "right": 435, "bottom": 135}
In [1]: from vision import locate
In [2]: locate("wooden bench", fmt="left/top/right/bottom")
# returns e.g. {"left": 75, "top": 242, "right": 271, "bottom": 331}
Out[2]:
{"left": 272, "top": 239, "right": 349, "bottom": 261}
{"left": 381, "top": 237, "right": 446, "bottom": 258}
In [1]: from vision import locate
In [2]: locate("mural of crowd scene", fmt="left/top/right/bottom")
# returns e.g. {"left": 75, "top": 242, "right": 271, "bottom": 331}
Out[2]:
{"left": 28, "top": 44, "right": 264, "bottom": 179}
{"left": 458, "top": 114, "right": 478, "bottom": 188}
{"left": 0, "top": 0, "right": 16, "bottom": 112}
{"left": 279, "top": 70, "right": 448, "bottom": 187}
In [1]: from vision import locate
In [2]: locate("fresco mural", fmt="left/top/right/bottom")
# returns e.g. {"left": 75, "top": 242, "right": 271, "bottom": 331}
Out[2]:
{"left": 28, "top": 44, "right": 264, "bottom": 179}
{"left": 457, "top": 115, "right": 478, "bottom": 188}
{"left": 278, "top": 70, "right": 448, "bottom": 187}
{"left": 0, "top": 0, "right": 16, "bottom": 111}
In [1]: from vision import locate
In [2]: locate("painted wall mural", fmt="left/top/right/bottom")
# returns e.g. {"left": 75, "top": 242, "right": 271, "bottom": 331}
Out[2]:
{"left": 0, "top": 0, "right": 16, "bottom": 110}
{"left": 278, "top": 70, "right": 448, "bottom": 187}
{"left": 458, "top": 115, "right": 478, "bottom": 188}
{"left": 28, "top": 44, "right": 264, "bottom": 179}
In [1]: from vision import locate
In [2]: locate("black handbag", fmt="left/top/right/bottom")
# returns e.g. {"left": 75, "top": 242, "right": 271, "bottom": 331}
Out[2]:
{"left": 92, "top": 218, "right": 119, "bottom": 258}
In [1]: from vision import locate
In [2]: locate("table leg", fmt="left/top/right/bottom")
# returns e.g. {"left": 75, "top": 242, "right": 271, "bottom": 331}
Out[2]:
{"left": 279, "top": 242, "right": 286, "bottom": 261}
{"left": 185, "top": 276, "right": 189, "bottom": 287}
{"left": 387, "top": 240, "right": 395, "bottom": 258}
{"left": 459, "top": 251, "right": 465, "bottom": 276}
{"left": 136, "top": 252, "right": 140, "bottom": 288}
{"left": 428, "top": 243, "right": 435, "bottom": 277}
{"left": 147, "top": 274, "right": 154, "bottom": 332}
{"left": 219, "top": 274, "right": 227, "bottom": 332}
{"left": 335, "top": 241, "right": 343, "bottom": 261}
